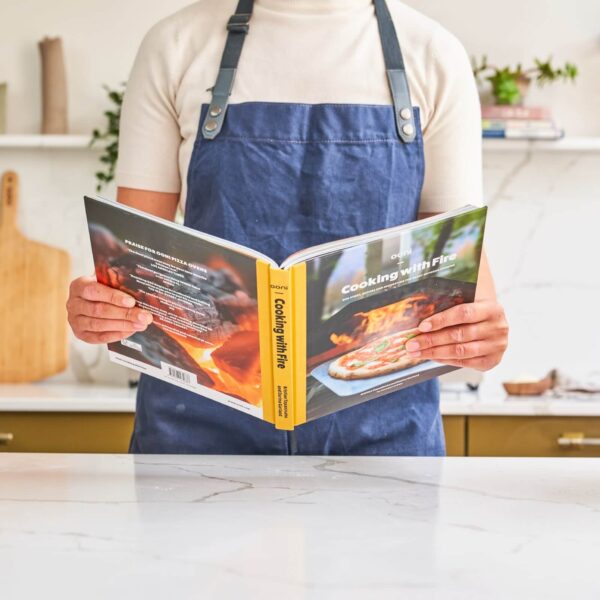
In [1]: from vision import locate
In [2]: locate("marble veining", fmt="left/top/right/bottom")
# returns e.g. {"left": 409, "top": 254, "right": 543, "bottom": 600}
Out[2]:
{"left": 481, "top": 149, "right": 600, "bottom": 396}
{"left": 1, "top": 454, "right": 599, "bottom": 599}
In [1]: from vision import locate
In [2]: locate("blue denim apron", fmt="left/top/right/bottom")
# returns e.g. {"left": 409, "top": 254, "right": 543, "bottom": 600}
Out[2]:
{"left": 129, "top": 0, "right": 444, "bottom": 456}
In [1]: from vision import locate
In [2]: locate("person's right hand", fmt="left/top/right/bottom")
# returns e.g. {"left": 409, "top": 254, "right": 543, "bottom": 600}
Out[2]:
{"left": 67, "top": 276, "right": 153, "bottom": 344}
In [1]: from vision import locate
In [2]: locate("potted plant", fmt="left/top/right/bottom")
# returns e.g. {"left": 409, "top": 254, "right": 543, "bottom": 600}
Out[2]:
{"left": 90, "top": 83, "right": 125, "bottom": 191}
{"left": 472, "top": 56, "right": 578, "bottom": 105}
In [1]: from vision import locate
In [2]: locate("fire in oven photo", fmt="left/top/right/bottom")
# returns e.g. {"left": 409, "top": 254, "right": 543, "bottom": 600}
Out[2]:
{"left": 86, "top": 200, "right": 264, "bottom": 409}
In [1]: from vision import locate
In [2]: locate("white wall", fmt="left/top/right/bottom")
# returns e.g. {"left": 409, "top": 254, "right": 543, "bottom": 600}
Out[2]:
{"left": 1, "top": 0, "right": 599, "bottom": 135}
{"left": 1, "top": 0, "right": 189, "bottom": 135}
{"left": 405, "top": 0, "right": 600, "bottom": 136}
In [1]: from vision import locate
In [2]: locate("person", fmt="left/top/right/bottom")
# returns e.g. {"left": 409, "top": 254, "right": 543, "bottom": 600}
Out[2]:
{"left": 67, "top": 0, "right": 509, "bottom": 454}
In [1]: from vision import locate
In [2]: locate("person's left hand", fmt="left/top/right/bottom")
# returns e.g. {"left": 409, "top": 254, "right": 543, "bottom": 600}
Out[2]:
{"left": 405, "top": 300, "right": 509, "bottom": 371}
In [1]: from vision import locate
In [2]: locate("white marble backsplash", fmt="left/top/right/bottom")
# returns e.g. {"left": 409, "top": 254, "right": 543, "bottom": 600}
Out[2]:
{"left": 481, "top": 149, "right": 600, "bottom": 395}
{"left": 1, "top": 147, "right": 599, "bottom": 393}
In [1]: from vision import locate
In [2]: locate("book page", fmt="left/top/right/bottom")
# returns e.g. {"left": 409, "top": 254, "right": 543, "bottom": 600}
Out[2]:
{"left": 84, "top": 197, "right": 265, "bottom": 419}
{"left": 303, "top": 207, "right": 487, "bottom": 421}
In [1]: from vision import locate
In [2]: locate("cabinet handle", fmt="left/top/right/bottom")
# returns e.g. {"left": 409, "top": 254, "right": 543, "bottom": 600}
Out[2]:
{"left": 0, "top": 432, "right": 14, "bottom": 444}
{"left": 557, "top": 432, "right": 600, "bottom": 447}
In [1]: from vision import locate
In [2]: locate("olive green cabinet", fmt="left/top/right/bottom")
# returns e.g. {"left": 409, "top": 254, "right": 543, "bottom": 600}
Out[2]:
{"left": 442, "top": 415, "right": 466, "bottom": 456}
{"left": 468, "top": 416, "right": 600, "bottom": 457}
{"left": 1, "top": 412, "right": 598, "bottom": 456}
{"left": 1, "top": 413, "right": 466, "bottom": 455}
{"left": 0, "top": 413, "right": 134, "bottom": 453}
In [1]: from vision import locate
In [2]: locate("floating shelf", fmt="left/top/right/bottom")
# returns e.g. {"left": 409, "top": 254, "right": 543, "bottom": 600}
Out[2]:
{"left": 1, "top": 134, "right": 599, "bottom": 152}
{"left": 483, "top": 137, "right": 600, "bottom": 152}
{"left": 0, "top": 134, "right": 98, "bottom": 148}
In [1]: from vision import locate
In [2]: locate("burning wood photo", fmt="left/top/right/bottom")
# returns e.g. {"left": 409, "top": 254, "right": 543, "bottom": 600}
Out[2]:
{"left": 86, "top": 202, "right": 263, "bottom": 407}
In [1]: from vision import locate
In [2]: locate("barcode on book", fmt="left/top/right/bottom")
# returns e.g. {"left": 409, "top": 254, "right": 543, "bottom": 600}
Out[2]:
{"left": 160, "top": 362, "right": 197, "bottom": 385}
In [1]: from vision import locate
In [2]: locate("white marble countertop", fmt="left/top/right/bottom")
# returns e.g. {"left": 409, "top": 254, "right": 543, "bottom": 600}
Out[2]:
{"left": 440, "top": 388, "right": 600, "bottom": 417}
{"left": 0, "top": 454, "right": 598, "bottom": 599}
{"left": 0, "top": 383, "right": 136, "bottom": 412}
{"left": 1, "top": 382, "right": 600, "bottom": 416}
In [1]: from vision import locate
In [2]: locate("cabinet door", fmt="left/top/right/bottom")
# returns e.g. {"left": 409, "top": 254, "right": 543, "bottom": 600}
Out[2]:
{"left": 468, "top": 416, "right": 600, "bottom": 457}
{"left": 0, "top": 413, "right": 134, "bottom": 453}
{"left": 442, "top": 415, "right": 466, "bottom": 456}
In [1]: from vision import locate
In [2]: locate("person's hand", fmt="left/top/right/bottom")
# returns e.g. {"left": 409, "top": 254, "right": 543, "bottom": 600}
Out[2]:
{"left": 405, "top": 300, "right": 508, "bottom": 371}
{"left": 67, "top": 276, "right": 153, "bottom": 344}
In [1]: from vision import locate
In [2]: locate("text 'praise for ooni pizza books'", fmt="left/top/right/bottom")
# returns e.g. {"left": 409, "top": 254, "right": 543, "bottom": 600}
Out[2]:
{"left": 84, "top": 196, "right": 487, "bottom": 430}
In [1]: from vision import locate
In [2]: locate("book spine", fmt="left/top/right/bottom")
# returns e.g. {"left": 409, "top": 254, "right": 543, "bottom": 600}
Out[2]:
{"left": 505, "top": 128, "right": 563, "bottom": 140}
{"left": 268, "top": 267, "right": 295, "bottom": 430}
{"left": 481, "top": 105, "right": 552, "bottom": 120}
{"left": 482, "top": 119, "right": 557, "bottom": 130}
{"left": 482, "top": 129, "right": 506, "bottom": 138}
{"left": 291, "top": 263, "right": 307, "bottom": 426}
{"left": 256, "top": 260, "right": 275, "bottom": 424}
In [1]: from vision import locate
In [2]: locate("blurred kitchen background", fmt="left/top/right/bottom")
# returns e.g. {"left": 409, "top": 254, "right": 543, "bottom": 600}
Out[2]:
{"left": 0, "top": 0, "right": 599, "bottom": 455}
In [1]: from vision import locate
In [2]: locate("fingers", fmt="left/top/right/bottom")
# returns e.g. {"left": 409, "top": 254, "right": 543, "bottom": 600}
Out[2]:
{"left": 78, "top": 330, "right": 138, "bottom": 345}
{"left": 406, "top": 339, "right": 501, "bottom": 361}
{"left": 73, "top": 315, "right": 148, "bottom": 333}
{"left": 67, "top": 276, "right": 153, "bottom": 345}
{"left": 70, "top": 277, "right": 136, "bottom": 308}
{"left": 418, "top": 301, "right": 504, "bottom": 333}
{"left": 405, "top": 300, "right": 508, "bottom": 373}
{"left": 68, "top": 297, "right": 152, "bottom": 324}
{"left": 421, "top": 352, "right": 505, "bottom": 372}
{"left": 406, "top": 321, "right": 497, "bottom": 352}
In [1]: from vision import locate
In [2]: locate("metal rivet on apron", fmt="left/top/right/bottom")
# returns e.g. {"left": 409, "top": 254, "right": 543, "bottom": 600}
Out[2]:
{"left": 209, "top": 106, "right": 222, "bottom": 117}
{"left": 204, "top": 120, "right": 218, "bottom": 133}
{"left": 399, "top": 107, "right": 412, "bottom": 121}
{"left": 402, "top": 123, "right": 414, "bottom": 136}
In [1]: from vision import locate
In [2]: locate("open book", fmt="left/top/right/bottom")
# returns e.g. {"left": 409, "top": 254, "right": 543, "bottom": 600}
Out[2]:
{"left": 84, "top": 196, "right": 487, "bottom": 430}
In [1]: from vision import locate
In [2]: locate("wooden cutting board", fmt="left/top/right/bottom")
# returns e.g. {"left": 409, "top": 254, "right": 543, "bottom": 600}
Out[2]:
{"left": 0, "top": 171, "right": 71, "bottom": 382}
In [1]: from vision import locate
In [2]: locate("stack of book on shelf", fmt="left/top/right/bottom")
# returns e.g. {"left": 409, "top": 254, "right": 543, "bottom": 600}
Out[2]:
{"left": 481, "top": 106, "right": 563, "bottom": 140}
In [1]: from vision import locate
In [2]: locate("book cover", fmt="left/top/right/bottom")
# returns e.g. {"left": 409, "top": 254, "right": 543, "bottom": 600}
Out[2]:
{"left": 302, "top": 207, "right": 487, "bottom": 421}
{"left": 85, "top": 197, "right": 269, "bottom": 421}
{"left": 84, "top": 197, "right": 487, "bottom": 430}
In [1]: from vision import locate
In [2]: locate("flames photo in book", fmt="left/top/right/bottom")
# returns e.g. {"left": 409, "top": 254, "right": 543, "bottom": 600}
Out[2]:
{"left": 304, "top": 208, "right": 487, "bottom": 420}
{"left": 85, "top": 199, "right": 263, "bottom": 413}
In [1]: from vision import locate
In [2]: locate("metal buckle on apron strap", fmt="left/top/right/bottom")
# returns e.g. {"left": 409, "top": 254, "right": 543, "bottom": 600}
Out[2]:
{"left": 227, "top": 13, "right": 251, "bottom": 33}
{"left": 373, "top": 0, "right": 417, "bottom": 143}
{"left": 386, "top": 70, "right": 416, "bottom": 143}
{"left": 202, "top": 2, "right": 254, "bottom": 140}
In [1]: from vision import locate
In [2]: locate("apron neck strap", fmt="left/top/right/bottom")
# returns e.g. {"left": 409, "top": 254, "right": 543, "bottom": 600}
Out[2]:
{"left": 203, "top": 0, "right": 416, "bottom": 143}
{"left": 202, "top": 0, "right": 255, "bottom": 139}
{"left": 373, "top": 0, "right": 416, "bottom": 143}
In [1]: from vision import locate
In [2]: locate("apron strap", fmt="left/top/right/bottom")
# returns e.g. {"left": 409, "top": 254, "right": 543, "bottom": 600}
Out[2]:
{"left": 373, "top": 0, "right": 416, "bottom": 143}
{"left": 203, "top": 0, "right": 415, "bottom": 143}
{"left": 202, "top": 0, "right": 254, "bottom": 140}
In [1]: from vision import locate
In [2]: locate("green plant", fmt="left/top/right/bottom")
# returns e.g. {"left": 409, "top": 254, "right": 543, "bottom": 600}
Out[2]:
{"left": 472, "top": 56, "right": 578, "bottom": 105}
{"left": 90, "top": 83, "right": 125, "bottom": 191}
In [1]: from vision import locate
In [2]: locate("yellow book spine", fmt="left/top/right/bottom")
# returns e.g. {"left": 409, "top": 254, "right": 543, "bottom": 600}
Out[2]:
{"left": 256, "top": 260, "right": 275, "bottom": 424}
{"left": 291, "top": 263, "right": 307, "bottom": 426}
{"left": 269, "top": 267, "right": 295, "bottom": 430}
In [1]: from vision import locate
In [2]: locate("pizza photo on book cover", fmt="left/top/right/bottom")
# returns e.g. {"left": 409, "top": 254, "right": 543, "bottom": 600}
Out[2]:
{"left": 303, "top": 208, "right": 487, "bottom": 421}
